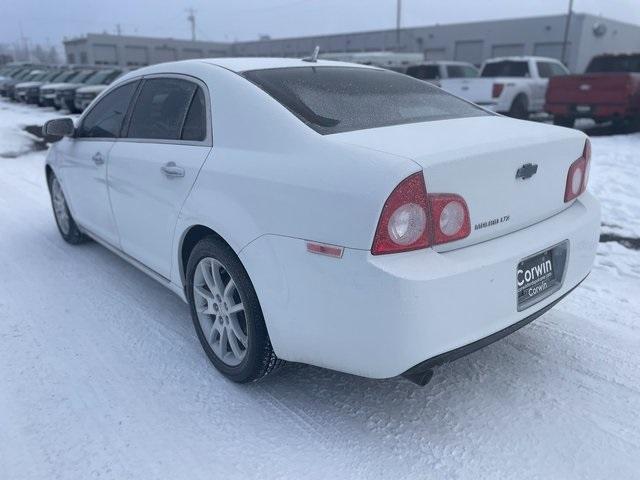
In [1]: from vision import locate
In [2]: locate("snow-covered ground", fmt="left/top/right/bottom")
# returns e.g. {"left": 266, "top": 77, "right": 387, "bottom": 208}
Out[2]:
{"left": 1, "top": 98, "right": 639, "bottom": 479}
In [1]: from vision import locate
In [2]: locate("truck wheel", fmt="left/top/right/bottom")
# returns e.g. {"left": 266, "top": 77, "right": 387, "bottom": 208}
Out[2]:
{"left": 508, "top": 95, "right": 529, "bottom": 120}
{"left": 553, "top": 116, "right": 575, "bottom": 128}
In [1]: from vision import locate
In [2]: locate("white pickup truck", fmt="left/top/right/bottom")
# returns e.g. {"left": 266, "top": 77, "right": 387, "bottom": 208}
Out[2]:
{"left": 440, "top": 56, "right": 569, "bottom": 118}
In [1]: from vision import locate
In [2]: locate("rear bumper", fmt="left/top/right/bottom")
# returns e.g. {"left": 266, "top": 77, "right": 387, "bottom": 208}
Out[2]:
{"left": 546, "top": 102, "right": 638, "bottom": 119}
{"left": 402, "top": 276, "right": 585, "bottom": 383}
{"left": 240, "top": 192, "right": 600, "bottom": 379}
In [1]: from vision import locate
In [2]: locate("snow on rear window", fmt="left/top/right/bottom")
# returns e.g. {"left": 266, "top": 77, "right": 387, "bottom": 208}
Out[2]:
{"left": 243, "top": 67, "right": 488, "bottom": 135}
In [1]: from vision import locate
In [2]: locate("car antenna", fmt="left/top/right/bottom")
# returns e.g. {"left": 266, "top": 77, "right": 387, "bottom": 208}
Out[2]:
{"left": 302, "top": 46, "right": 320, "bottom": 63}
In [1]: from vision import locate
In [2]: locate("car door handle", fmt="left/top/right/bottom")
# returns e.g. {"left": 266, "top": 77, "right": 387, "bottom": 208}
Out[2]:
{"left": 161, "top": 162, "right": 185, "bottom": 178}
{"left": 92, "top": 152, "right": 105, "bottom": 165}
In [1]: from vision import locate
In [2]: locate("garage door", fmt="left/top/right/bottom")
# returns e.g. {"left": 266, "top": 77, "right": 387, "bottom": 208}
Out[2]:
{"left": 124, "top": 46, "right": 148, "bottom": 66}
{"left": 492, "top": 44, "right": 525, "bottom": 57}
{"left": 93, "top": 44, "right": 118, "bottom": 65}
{"left": 454, "top": 41, "right": 483, "bottom": 65}
{"left": 424, "top": 48, "right": 446, "bottom": 61}
{"left": 534, "top": 42, "right": 569, "bottom": 61}
{"left": 182, "top": 48, "right": 204, "bottom": 59}
{"left": 154, "top": 47, "right": 177, "bottom": 63}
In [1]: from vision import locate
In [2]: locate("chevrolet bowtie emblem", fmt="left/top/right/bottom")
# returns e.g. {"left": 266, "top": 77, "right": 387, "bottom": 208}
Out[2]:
{"left": 516, "top": 163, "right": 538, "bottom": 180}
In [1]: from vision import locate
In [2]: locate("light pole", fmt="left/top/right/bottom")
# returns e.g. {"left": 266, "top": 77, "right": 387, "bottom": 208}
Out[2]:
{"left": 561, "top": 0, "right": 574, "bottom": 67}
{"left": 186, "top": 8, "right": 196, "bottom": 42}
{"left": 396, "top": 0, "right": 402, "bottom": 51}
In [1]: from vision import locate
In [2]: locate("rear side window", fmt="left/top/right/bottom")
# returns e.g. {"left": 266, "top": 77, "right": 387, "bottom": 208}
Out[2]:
{"left": 243, "top": 67, "right": 488, "bottom": 135}
{"left": 126, "top": 78, "right": 197, "bottom": 140}
{"left": 181, "top": 87, "right": 207, "bottom": 141}
{"left": 406, "top": 65, "right": 440, "bottom": 80}
{"left": 77, "top": 81, "right": 138, "bottom": 138}
{"left": 481, "top": 61, "right": 530, "bottom": 77}
{"left": 537, "top": 62, "right": 568, "bottom": 78}
{"left": 446, "top": 65, "right": 478, "bottom": 78}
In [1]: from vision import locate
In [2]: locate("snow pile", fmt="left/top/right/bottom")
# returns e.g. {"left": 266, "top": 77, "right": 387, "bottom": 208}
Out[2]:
{"left": 0, "top": 99, "right": 639, "bottom": 479}
{"left": 0, "top": 101, "right": 74, "bottom": 158}
{"left": 590, "top": 133, "right": 640, "bottom": 239}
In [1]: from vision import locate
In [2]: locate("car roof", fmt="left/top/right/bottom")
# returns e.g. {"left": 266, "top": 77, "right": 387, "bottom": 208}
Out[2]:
{"left": 202, "top": 57, "right": 382, "bottom": 72}
{"left": 141, "top": 57, "right": 381, "bottom": 75}
{"left": 485, "top": 56, "right": 562, "bottom": 63}
{"left": 413, "top": 61, "right": 477, "bottom": 67}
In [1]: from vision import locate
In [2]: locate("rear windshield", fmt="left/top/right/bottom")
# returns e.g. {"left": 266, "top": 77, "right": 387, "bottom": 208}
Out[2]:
{"left": 85, "top": 69, "right": 121, "bottom": 85}
{"left": 481, "top": 61, "right": 529, "bottom": 77}
{"left": 74, "top": 70, "right": 97, "bottom": 83}
{"left": 243, "top": 67, "right": 488, "bottom": 134}
{"left": 56, "top": 71, "right": 80, "bottom": 83}
{"left": 586, "top": 55, "right": 640, "bottom": 73}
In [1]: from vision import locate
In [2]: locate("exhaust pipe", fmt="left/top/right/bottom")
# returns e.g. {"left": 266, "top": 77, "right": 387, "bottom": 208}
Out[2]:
{"left": 402, "top": 369, "right": 433, "bottom": 386}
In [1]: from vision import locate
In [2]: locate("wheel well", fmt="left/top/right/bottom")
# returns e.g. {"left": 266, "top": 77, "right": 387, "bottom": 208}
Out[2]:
{"left": 179, "top": 225, "right": 229, "bottom": 285}
{"left": 512, "top": 93, "right": 528, "bottom": 107}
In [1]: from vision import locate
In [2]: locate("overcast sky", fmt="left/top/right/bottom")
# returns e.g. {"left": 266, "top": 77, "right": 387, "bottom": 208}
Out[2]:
{"left": 2, "top": 0, "right": 639, "bottom": 47}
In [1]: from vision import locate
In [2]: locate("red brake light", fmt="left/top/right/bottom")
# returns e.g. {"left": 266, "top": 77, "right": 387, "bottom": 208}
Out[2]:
{"left": 492, "top": 83, "right": 505, "bottom": 98}
{"left": 428, "top": 194, "right": 471, "bottom": 245}
{"left": 564, "top": 139, "right": 591, "bottom": 203}
{"left": 371, "top": 173, "right": 430, "bottom": 255}
{"left": 371, "top": 173, "right": 471, "bottom": 255}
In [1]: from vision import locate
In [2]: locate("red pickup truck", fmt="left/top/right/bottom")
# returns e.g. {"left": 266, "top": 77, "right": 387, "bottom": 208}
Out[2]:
{"left": 545, "top": 53, "right": 640, "bottom": 128}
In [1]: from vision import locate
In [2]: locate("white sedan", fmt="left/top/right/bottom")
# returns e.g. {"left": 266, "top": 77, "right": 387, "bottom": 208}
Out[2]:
{"left": 43, "top": 58, "right": 600, "bottom": 385}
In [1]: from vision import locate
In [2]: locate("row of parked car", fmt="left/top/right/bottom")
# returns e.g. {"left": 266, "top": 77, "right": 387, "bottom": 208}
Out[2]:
{"left": 0, "top": 64, "right": 128, "bottom": 113}
{"left": 2, "top": 52, "right": 638, "bottom": 129}
{"left": 373, "top": 53, "right": 640, "bottom": 128}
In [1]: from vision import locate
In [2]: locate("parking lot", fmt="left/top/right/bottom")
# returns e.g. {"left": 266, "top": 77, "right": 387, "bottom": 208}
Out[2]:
{"left": 0, "top": 96, "right": 639, "bottom": 479}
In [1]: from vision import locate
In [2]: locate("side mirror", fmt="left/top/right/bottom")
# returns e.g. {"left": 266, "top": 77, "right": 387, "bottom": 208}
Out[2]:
{"left": 42, "top": 118, "right": 75, "bottom": 140}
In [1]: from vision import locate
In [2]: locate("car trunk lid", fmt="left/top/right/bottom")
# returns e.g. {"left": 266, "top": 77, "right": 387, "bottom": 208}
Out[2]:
{"left": 329, "top": 116, "right": 587, "bottom": 251}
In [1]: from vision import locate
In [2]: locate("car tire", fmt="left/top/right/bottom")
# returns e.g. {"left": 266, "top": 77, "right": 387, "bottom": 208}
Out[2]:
{"left": 186, "top": 236, "right": 284, "bottom": 383}
{"left": 508, "top": 94, "right": 529, "bottom": 120}
{"left": 553, "top": 116, "right": 575, "bottom": 128}
{"left": 47, "top": 173, "right": 87, "bottom": 245}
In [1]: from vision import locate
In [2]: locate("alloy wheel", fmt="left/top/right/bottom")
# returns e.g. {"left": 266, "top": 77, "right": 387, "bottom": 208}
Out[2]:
{"left": 193, "top": 257, "right": 248, "bottom": 366}
{"left": 51, "top": 177, "right": 71, "bottom": 235}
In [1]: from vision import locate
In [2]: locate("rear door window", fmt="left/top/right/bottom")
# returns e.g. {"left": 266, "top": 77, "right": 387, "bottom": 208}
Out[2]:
{"left": 126, "top": 78, "right": 197, "bottom": 140}
{"left": 77, "top": 81, "right": 139, "bottom": 138}
{"left": 181, "top": 87, "right": 207, "bottom": 141}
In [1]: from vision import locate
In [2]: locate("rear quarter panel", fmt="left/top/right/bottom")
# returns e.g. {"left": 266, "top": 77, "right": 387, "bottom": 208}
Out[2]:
{"left": 171, "top": 64, "right": 419, "bottom": 287}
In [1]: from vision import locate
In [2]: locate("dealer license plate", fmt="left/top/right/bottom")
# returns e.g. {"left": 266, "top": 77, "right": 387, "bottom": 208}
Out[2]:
{"left": 517, "top": 241, "right": 568, "bottom": 311}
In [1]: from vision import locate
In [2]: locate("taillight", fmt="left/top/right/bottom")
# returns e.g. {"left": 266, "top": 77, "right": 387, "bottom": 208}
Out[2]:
{"left": 371, "top": 173, "right": 471, "bottom": 255}
{"left": 564, "top": 139, "right": 591, "bottom": 203}
{"left": 492, "top": 83, "right": 505, "bottom": 98}
{"left": 371, "top": 173, "right": 430, "bottom": 255}
{"left": 428, "top": 194, "right": 471, "bottom": 245}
